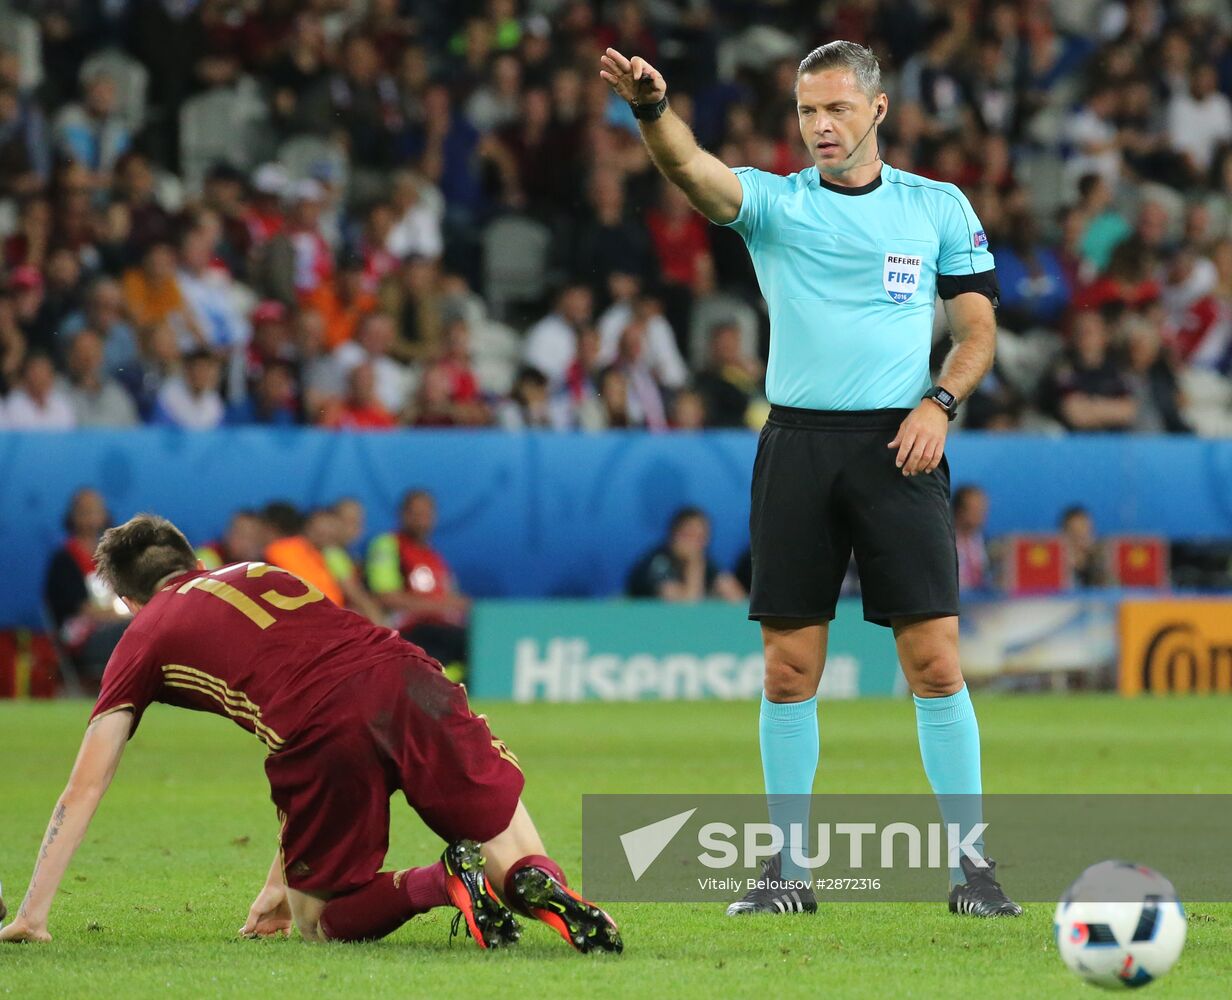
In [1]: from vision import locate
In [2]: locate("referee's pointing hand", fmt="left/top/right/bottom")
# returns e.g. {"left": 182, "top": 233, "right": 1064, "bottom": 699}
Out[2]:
{"left": 599, "top": 47, "right": 667, "bottom": 105}
{"left": 888, "top": 402, "right": 949, "bottom": 477}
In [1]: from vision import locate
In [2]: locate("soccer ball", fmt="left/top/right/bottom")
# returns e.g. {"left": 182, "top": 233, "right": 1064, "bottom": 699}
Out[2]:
{"left": 1054, "top": 861, "right": 1187, "bottom": 989}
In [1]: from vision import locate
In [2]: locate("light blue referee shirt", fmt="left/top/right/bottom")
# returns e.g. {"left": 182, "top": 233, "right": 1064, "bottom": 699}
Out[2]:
{"left": 722, "top": 162, "right": 995, "bottom": 411}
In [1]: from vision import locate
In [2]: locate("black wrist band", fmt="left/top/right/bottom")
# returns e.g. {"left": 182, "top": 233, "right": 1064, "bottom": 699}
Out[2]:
{"left": 922, "top": 385, "right": 958, "bottom": 421}
{"left": 631, "top": 96, "right": 669, "bottom": 122}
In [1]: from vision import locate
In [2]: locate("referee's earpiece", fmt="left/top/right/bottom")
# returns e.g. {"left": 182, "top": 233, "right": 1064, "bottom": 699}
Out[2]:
{"left": 875, "top": 105, "right": 884, "bottom": 123}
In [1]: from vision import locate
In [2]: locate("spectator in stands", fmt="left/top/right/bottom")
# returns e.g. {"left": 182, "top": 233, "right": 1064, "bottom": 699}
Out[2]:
{"left": 644, "top": 179, "right": 711, "bottom": 332}
{"left": 524, "top": 283, "right": 593, "bottom": 385}
{"left": 553, "top": 325, "right": 603, "bottom": 429}
{"left": 261, "top": 501, "right": 344, "bottom": 608}
{"left": 670, "top": 388, "right": 707, "bottom": 430}
{"left": 196, "top": 510, "right": 269, "bottom": 570}
{"left": 692, "top": 321, "right": 764, "bottom": 428}
{"left": 177, "top": 220, "right": 249, "bottom": 352}
{"left": 10, "top": 264, "right": 56, "bottom": 359}
{"left": 1075, "top": 173, "right": 1131, "bottom": 277}
{"left": 569, "top": 167, "right": 653, "bottom": 289}
{"left": 42, "top": 247, "right": 85, "bottom": 343}
{"left": 498, "top": 365, "right": 552, "bottom": 430}
{"left": 609, "top": 319, "right": 668, "bottom": 430}
{"left": 1059, "top": 504, "right": 1107, "bottom": 588}
{"left": 267, "top": 11, "right": 332, "bottom": 138}
{"left": 366, "top": 489, "right": 469, "bottom": 671}
{"left": 434, "top": 318, "right": 487, "bottom": 423}
{"left": 200, "top": 162, "right": 252, "bottom": 276}
{"left": 292, "top": 306, "right": 341, "bottom": 422}
{"left": 43, "top": 488, "right": 128, "bottom": 680}
{"left": 995, "top": 212, "right": 1072, "bottom": 333}
{"left": 1167, "top": 63, "right": 1232, "bottom": 182}
{"left": 0, "top": 292, "right": 23, "bottom": 395}
{"left": 0, "top": 83, "right": 48, "bottom": 197}
{"left": 333, "top": 311, "right": 413, "bottom": 416}
{"left": 1124, "top": 318, "right": 1190, "bottom": 434}
{"left": 404, "top": 83, "right": 485, "bottom": 226}
{"left": 62, "top": 277, "right": 139, "bottom": 378}
{"left": 114, "top": 152, "right": 174, "bottom": 252}
{"left": 329, "top": 34, "right": 402, "bottom": 170}
{"left": 65, "top": 329, "right": 138, "bottom": 428}
{"left": 466, "top": 51, "right": 523, "bottom": 133}
{"left": 385, "top": 170, "right": 444, "bottom": 261}
{"left": 578, "top": 364, "right": 636, "bottom": 430}
{"left": 254, "top": 180, "right": 333, "bottom": 305}
{"left": 490, "top": 84, "right": 583, "bottom": 216}
{"left": 898, "top": 15, "right": 967, "bottom": 135}
{"left": 153, "top": 348, "right": 225, "bottom": 430}
{"left": 327, "top": 362, "right": 397, "bottom": 431}
{"left": 244, "top": 164, "right": 288, "bottom": 249}
{"left": 119, "top": 320, "right": 180, "bottom": 421}
{"left": 307, "top": 253, "right": 378, "bottom": 351}
{"left": 597, "top": 281, "right": 688, "bottom": 390}
{"left": 953, "top": 485, "right": 992, "bottom": 593}
{"left": 1040, "top": 310, "right": 1136, "bottom": 432}
{"left": 227, "top": 361, "right": 298, "bottom": 426}
{"left": 1064, "top": 85, "right": 1123, "bottom": 191}
{"left": 52, "top": 69, "right": 130, "bottom": 185}
{"left": 122, "top": 240, "right": 195, "bottom": 343}
{"left": 1, "top": 352, "right": 75, "bottom": 429}
{"left": 627, "top": 507, "right": 744, "bottom": 602}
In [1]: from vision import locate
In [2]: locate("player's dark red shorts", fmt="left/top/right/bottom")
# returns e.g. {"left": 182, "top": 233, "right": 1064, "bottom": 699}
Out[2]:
{"left": 263, "top": 654, "right": 524, "bottom": 893}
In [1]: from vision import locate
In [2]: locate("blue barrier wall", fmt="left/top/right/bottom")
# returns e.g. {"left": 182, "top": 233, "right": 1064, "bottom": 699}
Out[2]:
{"left": 0, "top": 429, "right": 1227, "bottom": 627}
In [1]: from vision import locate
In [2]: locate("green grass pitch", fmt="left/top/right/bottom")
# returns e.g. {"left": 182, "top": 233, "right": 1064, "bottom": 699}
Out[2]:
{"left": 2, "top": 695, "right": 1230, "bottom": 998}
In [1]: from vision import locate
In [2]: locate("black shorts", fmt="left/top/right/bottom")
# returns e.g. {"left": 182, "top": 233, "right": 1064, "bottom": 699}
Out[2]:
{"left": 748, "top": 405, "right": 959, "bottom": 627}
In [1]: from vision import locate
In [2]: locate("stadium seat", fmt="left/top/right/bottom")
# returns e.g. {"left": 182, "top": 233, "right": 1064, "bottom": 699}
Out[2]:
{"left": 1179, "top": 368, "right": 1232, "bottom": 436}
{"left": 1105, "top": 536, "right": 1169, "bottom": 589}
{"left": 81, "top": 47, "right": 149, "bottom": 132}
{"left": 481, "top": 214, "right": 551, "bottom": 321}
{"left": 276, "top": 134, "right": 350, "bottom": 194}
{"left": 688, "top": 292, "right": 760, "bottom": 370}
{"left": 471, "top": 320, "right": 521, "bottom": 395}
{"left": 1001, "top": 535, "right": 1071, "bottom": 594}
{"left": 0, "top": 7, "right": 42, "bottom": 92}
{"left": 0, "top": 629, "right": 60, "bottom": 699}
{"left": 179, "top": 80, "right": 272, "bottom": 193}
{"left": 39, "top": 602, "right": 85, "bottom": 698}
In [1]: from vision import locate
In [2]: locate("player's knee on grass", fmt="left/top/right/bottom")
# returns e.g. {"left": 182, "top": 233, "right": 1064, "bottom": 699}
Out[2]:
{"left": 287, "top": 888, "right": 327, "bottom": 942}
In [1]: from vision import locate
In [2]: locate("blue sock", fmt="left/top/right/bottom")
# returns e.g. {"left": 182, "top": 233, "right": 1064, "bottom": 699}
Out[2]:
{"left": 759, "top": 694, "right": 819, "bottom": 882}
{"left": 914, "top": 684, "right": 984, "bottom": 885}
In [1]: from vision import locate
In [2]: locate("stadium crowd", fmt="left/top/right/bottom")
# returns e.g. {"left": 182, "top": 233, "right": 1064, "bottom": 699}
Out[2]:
{"left": 1, "top": 1, "right": 1231, "bottom": 433}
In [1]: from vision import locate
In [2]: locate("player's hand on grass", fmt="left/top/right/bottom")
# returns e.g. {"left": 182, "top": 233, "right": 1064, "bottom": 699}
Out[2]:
{"left": 888, "top": 402, "right": 949, "bottom": 477}
{"left": 239, "top": 883, "right": 293, "bottom": 939}
{"left": 0, "top": 918, "right": 52, "bottom": 943}
{"left": 599, "top": 47, "right": 667, "bottom": 106}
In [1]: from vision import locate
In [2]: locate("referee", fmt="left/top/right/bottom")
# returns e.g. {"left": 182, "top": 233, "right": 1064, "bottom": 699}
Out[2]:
{"left": 601, "top": 41, "right": 1021, "bottom": 918}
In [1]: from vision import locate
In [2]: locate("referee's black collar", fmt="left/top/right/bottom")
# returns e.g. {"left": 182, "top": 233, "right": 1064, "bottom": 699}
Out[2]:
{"left": 814, "top": 164, "right": 884, "bottom": 196}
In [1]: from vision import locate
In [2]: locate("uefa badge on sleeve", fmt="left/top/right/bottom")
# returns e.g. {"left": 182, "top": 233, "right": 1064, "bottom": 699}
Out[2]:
{"left": 883, "top": 253, "right": 922, "bottom": 304}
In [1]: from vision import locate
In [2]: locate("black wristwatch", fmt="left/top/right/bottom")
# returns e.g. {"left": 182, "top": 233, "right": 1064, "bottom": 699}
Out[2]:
{"left": 630, "top": 95, "right": 669, "bottom": 122}
{"left": 922, "top": 385, "right": 958, "bottom": 420}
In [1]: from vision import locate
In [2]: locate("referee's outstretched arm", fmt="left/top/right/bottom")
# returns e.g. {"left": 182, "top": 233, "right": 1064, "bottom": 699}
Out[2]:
{"left": 599, "top": 48, "right": 743, "bottom": 225}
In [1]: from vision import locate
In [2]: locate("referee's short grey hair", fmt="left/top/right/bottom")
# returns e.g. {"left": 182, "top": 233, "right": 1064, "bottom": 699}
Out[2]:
{"left": 797, "top": 41, "right": 882, "bottom": 101}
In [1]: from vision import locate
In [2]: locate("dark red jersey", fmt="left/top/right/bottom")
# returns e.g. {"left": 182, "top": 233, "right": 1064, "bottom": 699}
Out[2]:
{"left": 90, "top": 561, "right": 411, "bottom": 749}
